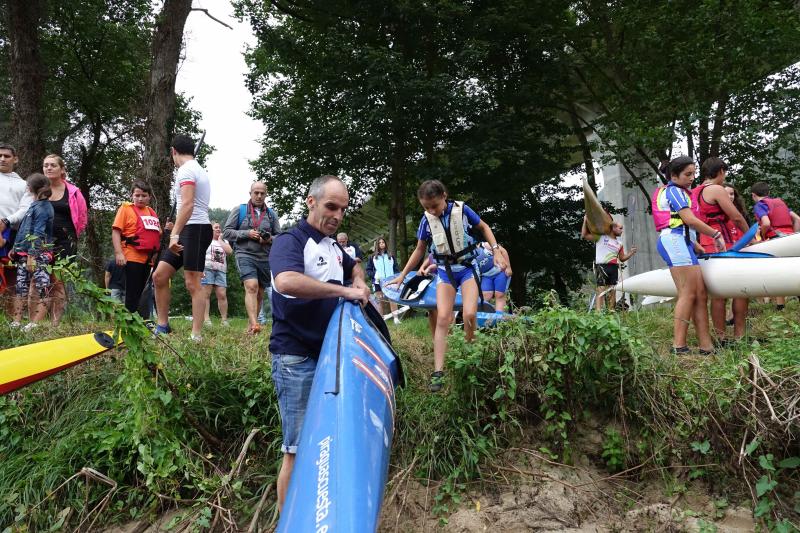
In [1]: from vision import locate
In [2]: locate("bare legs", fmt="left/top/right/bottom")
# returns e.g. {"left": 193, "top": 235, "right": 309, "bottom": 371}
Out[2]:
{"left": 277, "top": 452, "right": 295, "bottom": 512}
{"left": 669, "top": 265, "right": 714, "bottom": 351}
{"left": 203, "top": 285, "right": 228, "bottom": 322}
{"left": 153, "top": 262, "right": 176, "bottom": 328}
{"left": 244, "top": 279, "right": 263, "bottom": 329}
{"left": 184, "top": 271, "right": 204, "bottom": 337}
{"left": 153, "top": 263, "right": 205, "bottom": 336}
{"left": 433, "top": 277, "right": 479, "bottom": 372}
{"left": 215, "top": 286, "right": 228, "bottom": 321}
{"left": 711, "top": 297, "right": 749, "bottom": 340}
{"left": 50, "top": 280, "right": 66, "bottom": 325}
{"left": 484, "top": 290, "right": 508, "bottom": 312}
{"left": 594, "top": 286, "right": 616, "bottom": 311}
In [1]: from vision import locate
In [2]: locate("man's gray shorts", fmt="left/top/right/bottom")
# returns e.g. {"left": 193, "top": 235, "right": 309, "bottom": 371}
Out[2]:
{"left": 236, "top": 254, "right": 270, "bottom": 288}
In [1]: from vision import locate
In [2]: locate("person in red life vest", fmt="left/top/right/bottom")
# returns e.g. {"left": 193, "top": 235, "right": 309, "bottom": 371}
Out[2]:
{"left": 750, "top": 181, "right": 800, "bottom": 310}
{"left": 111, "top": 180, "right": 162, "bottom": 317}
{"left": 751, "top": 181, "right": 800, "bottom": 239}
{"left": 723, "top": 182, "right": 749, "bottom": 243}
{"left": 692, "top": 158, "right": 750, "bottom": 343}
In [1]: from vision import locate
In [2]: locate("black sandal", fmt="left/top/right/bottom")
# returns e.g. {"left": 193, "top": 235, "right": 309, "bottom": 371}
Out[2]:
{"left": 670, "top": 346, "right": 690, "bottom": 354}
{"left": 429, "top": 371, "right": 445, "bottom": 393}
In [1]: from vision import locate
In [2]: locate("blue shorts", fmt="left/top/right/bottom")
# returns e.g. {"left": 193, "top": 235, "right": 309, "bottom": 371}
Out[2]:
{"left": 436, "top": 266, "right": 475, "bottom": 287}
{"left": 236, "top": 254, "right": 270, "bottom": 287}
{"left": 271, "top": 353, "right": 317, "bottom": 454}
{"left": 657, "top": 231, "right": 698, "bottom": 267}
{"left": 201, "top": 268, "right": 227, "bottom": 287}
{"left": 481, "top": 271, "right": 510, "bottom": 293}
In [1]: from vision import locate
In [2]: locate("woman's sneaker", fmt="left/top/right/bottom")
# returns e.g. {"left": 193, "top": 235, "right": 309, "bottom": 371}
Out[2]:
{"left": 9, "top": 321, "right": 21, "bottom": 329}
{"left": 22, "top": 322, "right": 39, "bottom": 332}
{"left": 429, "top": 371, "right": 445, "bottom": 393}
{"left": 153, "top": 323, "right": 172, "bottom": 336}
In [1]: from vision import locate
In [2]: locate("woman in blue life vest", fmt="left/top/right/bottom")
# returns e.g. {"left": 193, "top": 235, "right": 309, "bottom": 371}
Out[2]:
{"left": 654, "top": 156, "right": 726, "bottom": 354}
{"left": 386, "top": 180, "right": 507, "bottom": 392}
{"left": 475, "top": 242, "right": 512, "bottom": 312}
{"left": 366, "top": 237, "right": 402, "bottom": 324}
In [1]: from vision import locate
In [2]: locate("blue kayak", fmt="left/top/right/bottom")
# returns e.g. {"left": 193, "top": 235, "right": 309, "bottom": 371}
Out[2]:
{"left": 381, "top": 272, "right": 466, "bottom": 309}
{"left": 277, "top": 301, "right": 403, "bottom": 533}
{"left": 476, "top": 310, "right": 512, "bottom": 328}
{"left": 475, "top": 311, "right": 533, "bottom": 328}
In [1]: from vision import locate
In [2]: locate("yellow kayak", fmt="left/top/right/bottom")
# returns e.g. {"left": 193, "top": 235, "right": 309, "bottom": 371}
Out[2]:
{"left": 0, "top": 331, "right": 119, "bottom": 395}
{"left": 583, "top": 177, "right": 613, "bottom": 235}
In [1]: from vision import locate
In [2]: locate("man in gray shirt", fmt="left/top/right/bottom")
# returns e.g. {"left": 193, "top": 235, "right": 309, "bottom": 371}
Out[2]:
{"left": 223, "top": 181, "right": 281, "bottom": 334}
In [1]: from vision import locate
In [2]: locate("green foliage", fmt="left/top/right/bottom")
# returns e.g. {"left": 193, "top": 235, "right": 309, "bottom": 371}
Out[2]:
{"left": 602, "top": 428, "right": 625, "bottom": 473}
{"left": 394, "top": 299, "right": 640, "bottom": 519}
{"left": 0, "top": 259, "right": 279, "bottom": 530}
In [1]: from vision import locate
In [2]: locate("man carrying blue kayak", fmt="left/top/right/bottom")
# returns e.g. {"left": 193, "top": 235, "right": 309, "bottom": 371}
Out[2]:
{"left": 268, "top": 175, "right": 370, "bottom": 511}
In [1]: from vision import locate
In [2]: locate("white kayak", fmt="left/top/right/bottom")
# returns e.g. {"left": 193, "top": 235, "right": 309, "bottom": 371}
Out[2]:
{"left": 740, "top": 233, "right": 800, "bottom": 257}
{"left": 616, "top": 253, "right": 800, "bottom": 298}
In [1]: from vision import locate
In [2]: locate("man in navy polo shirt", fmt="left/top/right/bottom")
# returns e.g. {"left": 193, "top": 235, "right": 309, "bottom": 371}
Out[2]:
{"left": 268, "top": 174, "right": 370, "bottom": 510}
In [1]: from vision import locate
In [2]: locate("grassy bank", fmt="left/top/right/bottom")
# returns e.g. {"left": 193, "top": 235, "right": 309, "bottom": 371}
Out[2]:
{"left": 1, "top": 276, "right": 798, "bottom": 530}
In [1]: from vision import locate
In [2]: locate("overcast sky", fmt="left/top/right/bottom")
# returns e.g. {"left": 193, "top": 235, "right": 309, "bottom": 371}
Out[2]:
{"left": 175, "top": 1, "right": 262, "bottom": 209}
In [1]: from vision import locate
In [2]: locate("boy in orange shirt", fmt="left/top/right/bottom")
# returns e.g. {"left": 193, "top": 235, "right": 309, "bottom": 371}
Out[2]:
{"left": 111, "top": 180, "right": 162, "bottom": 316}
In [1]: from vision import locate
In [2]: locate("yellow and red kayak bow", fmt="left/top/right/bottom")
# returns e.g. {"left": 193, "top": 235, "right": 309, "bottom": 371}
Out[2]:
{"left": 1, "top": 331, "right": 120, "bottom": 395}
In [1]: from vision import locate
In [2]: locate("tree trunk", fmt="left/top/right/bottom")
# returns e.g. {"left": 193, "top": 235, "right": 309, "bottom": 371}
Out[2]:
{"left": 6, "top": 0, "right": 47, "bottom": 176}
{"left": 709, "top": 96, "right": 728, "bottom": 158}
{"left": 698, "top": 116, "right": 710, "bottom": 164}
{"left": 388, "top": 170, "right": 399, "bottom": 259}
{"left": 552, "top": 270, "right": 568, "bottom": 304}
{"left": 77, "top": 119, "right": 104, "bottom": 283}
{"left": 684, "top": 118, "right": 694, "bottom": 160}
{"left": 397, "top": 172, "right": 407, "bottom": 264}
{"left": 139, "top": 0, "right": 193, "bottom": 219}
{"left": 509, "top": 269, "right": 526, "bottom": 307}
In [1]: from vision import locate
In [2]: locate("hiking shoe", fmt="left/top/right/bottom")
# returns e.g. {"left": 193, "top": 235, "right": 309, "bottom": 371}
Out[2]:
{"left": 9, "top": 321, "right": 21, "bottom": 329}
{"left": 22, "top": 322, "right": 38, "bottom": 332}
{"left": 429, "top": 371, "right": 445, "bottom": 393}
{"left": 154, "top": 323, "right": 172, "bottom": 336}
{"left": 670, "top": 346, "right": 690, "bottom": 355}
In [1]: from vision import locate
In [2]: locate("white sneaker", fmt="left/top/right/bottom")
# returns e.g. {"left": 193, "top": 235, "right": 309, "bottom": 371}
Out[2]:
{"left": 190, "top": 333, "right": 202, "bottom": 342}
{"left": 222, "top": 320, "right": 230, "bottom": 326}
{"left": 9, "top": 321, "right": 21, "bottom": 329}
{"left": 22, "top": 322, "right": 38, "bottom": 332}
{"left": 393, "top": 317, "right": 401, "bottom": 325}
{"left": 204, "top": 319, "right": 212, "bottom": 326}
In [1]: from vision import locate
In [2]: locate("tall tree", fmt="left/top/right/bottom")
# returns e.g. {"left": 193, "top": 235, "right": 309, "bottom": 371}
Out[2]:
{"left": 238, "top": 0, "right": 474, "bottom": 261}
{"left": 139, "top": 0, "right": 193, "bottom": 217}
{"left": 4, "top": 0, "right": 47, "bottom": 175}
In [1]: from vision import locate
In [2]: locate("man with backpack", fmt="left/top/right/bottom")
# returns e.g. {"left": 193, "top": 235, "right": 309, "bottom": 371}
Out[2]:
{"left": 223, "top": 181, "right": 281, "bottom": 334}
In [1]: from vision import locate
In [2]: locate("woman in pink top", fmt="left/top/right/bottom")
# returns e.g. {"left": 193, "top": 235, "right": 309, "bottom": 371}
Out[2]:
{"left": 43, "top": 154, "right": 88, "bottom": 325}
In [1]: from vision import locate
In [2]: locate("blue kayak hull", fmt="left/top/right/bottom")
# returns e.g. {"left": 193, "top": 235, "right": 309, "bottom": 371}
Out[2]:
{"left": 476, "top": 310, "right": 511, "bottom": 328}
{"left": 277, "top": 301, "right": 402, "bottom": 533}
{"left": 381, "top": 272, "right": 465, "bottom": 309}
